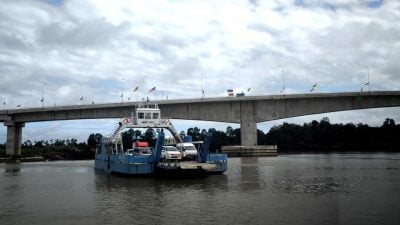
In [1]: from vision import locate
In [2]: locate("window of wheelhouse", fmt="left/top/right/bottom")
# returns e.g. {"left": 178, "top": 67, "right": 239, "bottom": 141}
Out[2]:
{"left": 138, "top": 112, "right": 144, "bottom": 119}
{"left": 145, "top": 112, "right": 151, "bottom": 119}
{"left": 153, "top": 113, "right": 159, "bottom": 119}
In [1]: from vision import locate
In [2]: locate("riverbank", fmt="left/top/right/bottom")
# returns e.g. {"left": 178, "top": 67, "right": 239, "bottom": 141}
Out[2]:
{"left": 0, "top": 156, "right": 46, "bottom": 163}
{"left": 0, "top": 148, "right": 95, "bottom": 161}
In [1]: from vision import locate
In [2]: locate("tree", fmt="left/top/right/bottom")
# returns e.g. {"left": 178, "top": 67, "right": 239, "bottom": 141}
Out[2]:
{"left": 87, "top": 133, "right": 103, "bottom": 150}
{"left": 179, "top": 131, "right": 186, "bottom": 140}
{"left": 122, "top": 129, "right": 134, "bottom": 150}
{"left": 187, "top": 127, "right": 194, "bottom": 137}
{"left": 143, "top": 128, "right": 156, "bottom": 146}
{"left": 87, "top": 134, "right": 97, "bottom": 150}
{"left": 226, "top": 126, "right": 234, "bottom": 137}
{"left": 382, "top": 118, "right": 396, "bottom": 127}
{"left": 34, "top": 141, "right": 44, "bottom": 148}
{"left": 134, "top": 130, "right": 142, "bottom": 140}
{"left": 192, "top": 127, "right": 201, "bottom": 141}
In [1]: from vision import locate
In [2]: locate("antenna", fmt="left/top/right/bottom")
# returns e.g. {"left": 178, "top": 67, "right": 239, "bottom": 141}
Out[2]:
{"left": 121, "top": 77, "right": 124, "bottom": 103}
{"left": 201, "top": 72, "right": 205, "bottom": 99}
{"left": 364, "top": 66, "right": 371, "bottom": 92}
{"left": 280, "top": 70, "right": 286, "bottom": 94}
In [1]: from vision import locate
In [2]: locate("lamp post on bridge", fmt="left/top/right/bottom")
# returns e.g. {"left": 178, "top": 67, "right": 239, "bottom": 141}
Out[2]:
{"left": 280, "top": 70, "right": 286, "bottom": 95}
{"left": 201, "top": 72, "right": 205, "bottom": 99}
{"left": 121, "top": 78, "right": 125, "bottom": 103}
{"left": 41, "top": 82, "right": 47, "bottom": 108}
{"left": 364, "top": 66, "right": 371, "bottom": 92}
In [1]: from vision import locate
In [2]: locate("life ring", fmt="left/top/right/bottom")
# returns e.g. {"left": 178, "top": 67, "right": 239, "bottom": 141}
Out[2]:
{"left": 122, "top": 117, "right": 131, "bottom": 124}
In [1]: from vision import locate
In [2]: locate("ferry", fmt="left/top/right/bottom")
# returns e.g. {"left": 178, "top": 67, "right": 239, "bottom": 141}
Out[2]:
{"left": 94, "top": 103, "right": 228, "bottom": 177}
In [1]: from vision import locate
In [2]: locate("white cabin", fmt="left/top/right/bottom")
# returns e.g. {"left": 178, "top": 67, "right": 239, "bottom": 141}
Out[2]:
{"left": 132, "top": 104, "right": 161, "bottom": 126}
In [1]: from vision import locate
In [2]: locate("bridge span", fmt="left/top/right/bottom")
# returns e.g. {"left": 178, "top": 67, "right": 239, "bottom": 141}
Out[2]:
{"left": 1, "top": 91, "right": 400, "bottom": 155}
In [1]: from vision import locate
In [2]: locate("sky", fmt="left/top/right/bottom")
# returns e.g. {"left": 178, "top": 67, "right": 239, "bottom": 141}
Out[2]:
{"left": 0, "top": 0, "right": 399, "bottom": 142}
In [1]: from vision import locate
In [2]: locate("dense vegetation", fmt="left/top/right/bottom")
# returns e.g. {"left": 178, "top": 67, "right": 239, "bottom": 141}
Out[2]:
{"left": 0, "top": 117, "right": 399, "bottom": 159}
{"left": 263, "top": 117, "right": 400, "bottom": 152}
{"left": 0, "top": 136, "right": 99, "bottom": 160}
{"left": 183, "top": 117, "right": 400, "bottom": 152}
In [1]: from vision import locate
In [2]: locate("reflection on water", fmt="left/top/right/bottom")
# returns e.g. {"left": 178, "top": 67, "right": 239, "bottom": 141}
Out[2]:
{"left": 1, "top": 154, "right": 400, "bottom": 225}
{"left": 4, "top": 163, "right": 21, "bottom": 176}
{"left": 239, "top": 157, "right": 261, "bottom": 191}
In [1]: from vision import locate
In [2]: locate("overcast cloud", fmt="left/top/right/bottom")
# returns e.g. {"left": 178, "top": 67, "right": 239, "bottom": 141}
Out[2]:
{"left": 0, "top": 0, "right": 399, "bottom": 142}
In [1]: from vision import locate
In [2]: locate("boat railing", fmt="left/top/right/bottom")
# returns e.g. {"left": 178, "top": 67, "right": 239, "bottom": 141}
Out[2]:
{"left": 134, "top": 103, "right": 159, "bottom": 109}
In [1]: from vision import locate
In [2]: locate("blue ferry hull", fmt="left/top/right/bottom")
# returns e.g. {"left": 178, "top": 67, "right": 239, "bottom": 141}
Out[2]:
{"left": 95, "top": 130, "right": 227, "bottom": 177}
{"left": 95, "top": 154, "right": 154, "bottom": 175}
{"left": 95, "top": 153, "right": 227, "bottom": 176}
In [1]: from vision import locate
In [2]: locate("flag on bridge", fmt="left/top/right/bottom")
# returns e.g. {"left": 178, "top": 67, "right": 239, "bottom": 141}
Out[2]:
{"left": 149, "top": 87, "right": 156, "bottom": 93}
{"left": 40, "top": 98, "right": 44, "bottom": 102}
{"left": 364, "top": 82, "right": 369, "bottom": 86}
{"left": 80, "top": 96, "right": 83, "bottom": 100}
{"left": 2, "top": 102, "right": 5, "bottom": 105}
{"left": 16, "top": 104, "right": 21, "bottom": 107}
{"left": 310, "top": 83, "right": 317, "bottom": 92}
{"left": 247, "top": 88, "right": 251, "bottom": 92}
{"left": 133, "top": 86, "right": 139, "bottom": 92}
{"left": 280, "top": 84, "right": 286, "bottom": 94}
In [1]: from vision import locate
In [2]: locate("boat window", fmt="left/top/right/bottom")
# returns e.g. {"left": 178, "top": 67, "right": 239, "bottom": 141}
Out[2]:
{"left": 145, "top": 112, "right": 151, "bottom": 119}
{"left": 153, "top": 113, "right": 159, "bottom": 119}
{"left": 138, "top": 112, "right": 144, "bottom": 119}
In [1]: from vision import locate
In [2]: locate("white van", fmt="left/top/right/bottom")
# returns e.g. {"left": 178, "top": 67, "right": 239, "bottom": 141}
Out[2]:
{"left": 176, "top": 143, "right": 197, "bottom": 160}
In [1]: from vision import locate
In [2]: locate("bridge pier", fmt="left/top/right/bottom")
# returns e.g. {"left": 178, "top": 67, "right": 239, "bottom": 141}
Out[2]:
{"left": 240, "top": 120, "right": 257, "bottom": 146}
{"left": 240, "top": 101, "right": 257, "bottom": 146}
{"left": 4, "top": 121, "right": 24, "bottom": 156}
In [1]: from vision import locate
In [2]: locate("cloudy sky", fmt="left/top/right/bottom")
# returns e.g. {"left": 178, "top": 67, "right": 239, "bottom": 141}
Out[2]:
{"left": 1, "top": 0, "right": 399, "bottom": 142}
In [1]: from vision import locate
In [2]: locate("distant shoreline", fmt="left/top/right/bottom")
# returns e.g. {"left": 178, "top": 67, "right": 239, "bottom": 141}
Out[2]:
{"left": 0, "top": 156, "right": 46, "bottom": 163}
{"left": 2, "top": 151, "right": 400, "bottom": 164}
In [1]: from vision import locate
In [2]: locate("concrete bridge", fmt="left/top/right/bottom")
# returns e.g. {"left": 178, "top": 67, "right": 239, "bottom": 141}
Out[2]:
{"left": 1, "top": 91, "right": 400, "bottom": 155}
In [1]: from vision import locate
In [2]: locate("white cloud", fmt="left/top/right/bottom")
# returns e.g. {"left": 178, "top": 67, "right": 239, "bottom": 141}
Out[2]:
{"left": 0, "top": 0, "right": 399, "bottom": 142}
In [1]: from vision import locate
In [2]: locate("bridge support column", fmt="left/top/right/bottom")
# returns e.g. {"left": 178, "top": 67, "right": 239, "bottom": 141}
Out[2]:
{"left": 240, "top": 101, "right": 257, "bottom": 146}
{"left": 5, "top": 121, "right": 25, "bottom": 156}
{"left": 240, "top": 120, "right": 257, "bottom": 146}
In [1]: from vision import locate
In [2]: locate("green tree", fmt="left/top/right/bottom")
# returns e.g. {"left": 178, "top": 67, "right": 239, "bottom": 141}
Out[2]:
{"left": 122, "top": 129, "right": 135, "bottom": 150}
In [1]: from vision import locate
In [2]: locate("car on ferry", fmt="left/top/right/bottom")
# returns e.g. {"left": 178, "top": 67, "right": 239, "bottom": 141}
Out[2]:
{"left": 125, "top": 141, "right": 153, "bottom": 156}
{"left": 125, "top": 147, "right": 152, "bottom": 156}
{"left": 176, "top": 143, "right": 197, "bottom": 160}
{"left": 161, "top": 146, "right": 182, "bottom": 160}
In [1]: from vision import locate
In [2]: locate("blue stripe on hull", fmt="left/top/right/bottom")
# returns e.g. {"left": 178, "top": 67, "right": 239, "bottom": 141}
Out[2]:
{"left": 95, "top": 155, "right": 154, "bottom": 175}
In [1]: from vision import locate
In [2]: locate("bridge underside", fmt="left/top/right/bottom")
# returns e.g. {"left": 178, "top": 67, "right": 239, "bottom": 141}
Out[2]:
{"left": 2, "top": 91, "right": 400, "bottom": 155}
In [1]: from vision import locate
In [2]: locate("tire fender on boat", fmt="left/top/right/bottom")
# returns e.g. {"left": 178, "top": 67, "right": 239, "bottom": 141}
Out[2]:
{"left": 123, "top": 117, "right": 131, "bottom": 124}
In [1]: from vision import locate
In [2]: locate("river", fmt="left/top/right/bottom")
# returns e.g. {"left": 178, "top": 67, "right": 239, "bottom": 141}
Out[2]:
{"left": 1, "top": 153, "right": 399, "bottom": 225}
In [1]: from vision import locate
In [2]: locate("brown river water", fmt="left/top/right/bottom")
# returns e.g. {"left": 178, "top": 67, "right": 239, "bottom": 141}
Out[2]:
{"left": 1, "top": 153, "right": 399, "bottom": 225}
